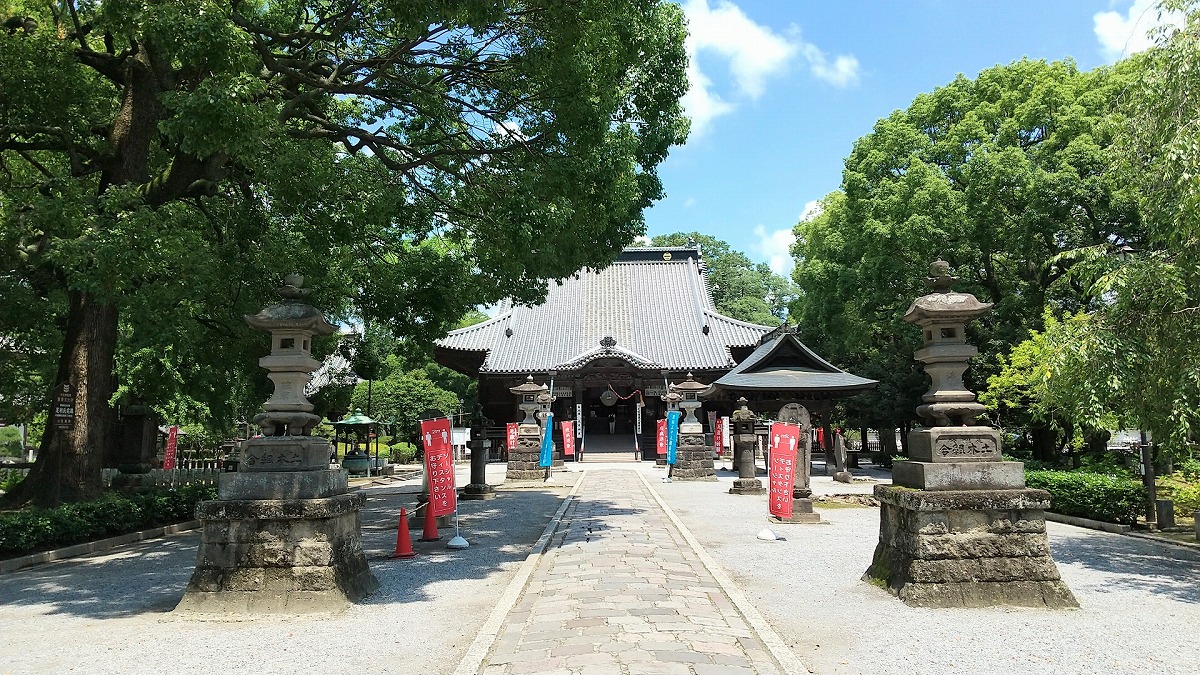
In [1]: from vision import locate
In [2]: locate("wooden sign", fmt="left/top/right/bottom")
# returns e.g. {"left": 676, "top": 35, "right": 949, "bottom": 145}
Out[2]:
{"left": 768, "top": 423, "right": 802, "bottom": 519}
{"left": 52, "top": 382, "right": 76, "bottom": 430}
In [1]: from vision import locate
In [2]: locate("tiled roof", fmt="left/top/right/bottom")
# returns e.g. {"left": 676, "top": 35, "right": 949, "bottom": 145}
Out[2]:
{"left": 708, "top": 330, "right": 877, "bottom": 393}
{"left": 436, "top": 248, "right": 772, "bottom": 373}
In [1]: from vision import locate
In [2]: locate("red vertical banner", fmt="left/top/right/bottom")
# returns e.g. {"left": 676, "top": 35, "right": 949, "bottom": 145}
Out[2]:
{"left": 421, "top": 418, "right": 457, "bottom": 517}
{"left": 162, "top": 425, "right": 179, "bottom": 470}
{"left": 768, "top": 423, "right": 801, "bottom": 519}
{"left": 506, "top": 422, "right": 519, "bottom": 450}
{"left": 561, "top": 421, "right": 575, "bottom": 457}
{"left": 713, "top": 417, "right": 725, "bottom": 456}
{"left": 656, "top": 418, "right": 668, "bottom": 457}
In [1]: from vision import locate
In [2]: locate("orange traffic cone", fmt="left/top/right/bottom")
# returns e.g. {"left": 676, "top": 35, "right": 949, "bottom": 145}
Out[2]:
{"left": 391, "top": 508, "right": 416, "bottom": 559}
{"left": 419, "top": 502, "right": 441, "bottom": 542}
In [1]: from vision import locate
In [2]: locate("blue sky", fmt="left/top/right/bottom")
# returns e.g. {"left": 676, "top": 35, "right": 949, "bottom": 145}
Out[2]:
{"left": 642, "top": 0, "right": 1180, "bottom": 275}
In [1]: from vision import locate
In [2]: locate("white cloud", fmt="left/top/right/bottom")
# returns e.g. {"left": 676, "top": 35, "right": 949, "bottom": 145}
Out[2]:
{"left": 753, "top": 224, "right": 797, "bottom": 276}
{"left": 684, "top": 197, "right": 697, "bottom": 208}
{"left": 681, "top": 1, "right": 859, "bottom": 136}
{"left": 1094, "top": 0, "right": 1185, "bottom": 61}
{"left": 801, "top": 43, "right": 860, "bottom": 88}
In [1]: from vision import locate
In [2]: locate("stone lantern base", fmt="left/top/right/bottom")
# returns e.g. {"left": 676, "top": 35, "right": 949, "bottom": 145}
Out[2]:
{"left": 176, "top": 492, "right": 378, "bottom": 613}
{"left": 176, "top": 437, "right": 378, "bottom": 614}
{"left": 506, "top": 430, "right": 546, "bottom": 481}
{"left": 670, "top": 432, "right": 716, "bottom": 481}
{"left": 863, "top": 485, "right": 1077, "bottom": 608}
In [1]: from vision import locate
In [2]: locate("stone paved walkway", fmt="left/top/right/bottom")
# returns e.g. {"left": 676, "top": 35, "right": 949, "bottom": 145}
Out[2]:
{"left": 478, "top": 469, "right": 785, "bottom": 675}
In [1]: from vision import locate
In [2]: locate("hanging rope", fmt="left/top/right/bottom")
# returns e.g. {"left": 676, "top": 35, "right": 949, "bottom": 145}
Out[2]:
{"left": 608, "top": 384, "right": 645, "bottom": 406}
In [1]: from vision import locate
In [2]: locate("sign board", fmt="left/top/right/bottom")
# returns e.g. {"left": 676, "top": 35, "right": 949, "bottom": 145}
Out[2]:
{"left": 506, "top": 422, "right": 518, "bottom": 450}
{"left": 666, "top": 410, "right": 680, "bottom": 465}
{"left": 575, "top": 404, "right": 583, "bottom": 438}
{"left": 635, "top": 402, "right": 643, "bottom": 435}
{"left": 163, "top": 425, "right": 179, "bottom": 470}
{"left": 539, "top": 412, "right": 554, "bottom": 468}
{"left": 645, "top": 386, "right": 666, "bottom": 397}
{"left": 552, "top": 386, "right": 573, "bottom": 398}
{"left": 52, "top": 382, "right": 75, "bottom": 430}
{"left": 768, "top": 423, "right": 802, "bottom": 519}
{"left": 420, "top": 418, "right": 457, "bottom": 517}
{"left": 451, "top": 427, "right": 470, "bottom": 447}
{"left": 713, "top": 417, "right": 724, "bottom": 456}
{"left": 657, "top": 418, "right": 667, "bottom": 458}
{"left": 561, "top": 420, "right": 575, "bottom": 457}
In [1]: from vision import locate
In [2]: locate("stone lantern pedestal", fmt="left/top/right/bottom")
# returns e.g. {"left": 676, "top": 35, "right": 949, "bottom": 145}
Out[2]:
{"left": 176, "top": 275, "right": 378, "bottom": 614}
{"left": 670, "top": 373, "right": 716, "bottom": 481}
{"left": 863, "top": 261, "right": 1076, "bottom": 608}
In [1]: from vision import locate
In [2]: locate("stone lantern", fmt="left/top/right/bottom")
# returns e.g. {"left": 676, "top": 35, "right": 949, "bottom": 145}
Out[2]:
{"left": 667, "top": 373, "right": 715, "bottom": 481}
{"left": 506, "top": 375, "right": 550, "bottom": 480}
{"left": 728, "top": 398, "right": 765, "bottom": 495}
{"left": 177, "top": 273, "right": 378, "bottom": 614}
{"left": 863, "top": 261, "right": 1076, "bottom": 608}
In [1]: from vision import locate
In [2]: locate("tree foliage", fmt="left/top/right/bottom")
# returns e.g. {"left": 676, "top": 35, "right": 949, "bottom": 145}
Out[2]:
{"left": 791, "top": 58, "right": 1141, "bottom": 439}
{"left": 0, "top": 0, "right": 688, "bottom": 505}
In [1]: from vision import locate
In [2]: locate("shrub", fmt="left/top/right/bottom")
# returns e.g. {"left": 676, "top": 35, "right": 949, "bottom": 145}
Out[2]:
{"left": 1166, "top": 483, "right": 1200, "bottom": 516}
{"left": 0, "top": 484, "right": 217, "bottom": 558}
{"left": 1025, "top": 470, "right": 1143, "bottom": 525}
{"left": 1176, "top": 457, "right": 1200, "bottom": 482}
{"left": 390, "top": 442, "right": 418, "bottom": 464}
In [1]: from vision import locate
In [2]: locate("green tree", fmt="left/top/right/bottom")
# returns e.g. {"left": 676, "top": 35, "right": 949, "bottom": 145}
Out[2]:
{"left": 0, "top": 1, "right": 688, "bottom": 506}
{"left": 349, "top": 370, "right": 460, "bottom": 446}
{"left": 648, "top": 232, "right": 793, "bottom": 324}
{"left": 792, "top": 59, "right": 1141, "bottom": 452}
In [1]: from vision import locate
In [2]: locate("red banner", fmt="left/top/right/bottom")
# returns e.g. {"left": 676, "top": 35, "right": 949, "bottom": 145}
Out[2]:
{"left": 656, "top": 418, "right": 667, "bottom": 458}
{"left": 561, "top": 421, "right": 575, "bottom": 456}
{"left": 162, "top": 425, "right": 179, "bottom": 470}
{"left": 506, "top": 422, "right": 518, "bottom": 450}
{"left": 713, "top": 417, "right": 724, "bottom": 456}
{"left": 768, "top": 423, "right": 801, "bottom": 519}
{"left": 421, "top": 418, "right": 457, "bottom": 517}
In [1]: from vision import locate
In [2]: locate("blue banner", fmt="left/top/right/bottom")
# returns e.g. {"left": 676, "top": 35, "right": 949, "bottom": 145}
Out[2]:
{"left": 666, "top": 410, "right": 681, "bottom": 465}
{"left": 539, "top": 412, "right": 554, "bottom": 467}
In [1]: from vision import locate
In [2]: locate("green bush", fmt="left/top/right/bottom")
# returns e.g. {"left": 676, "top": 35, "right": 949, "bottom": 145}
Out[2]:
{"left": 1025, "top": 470, "right": 1143, "bottom": 525}
{"left": 0, "top": 484, "right": 216, "bottom": 558}
{"left": 390, "top": 442, "right": 417, "bottom": 464}
{"left": 1167, "top": 483, "right": 1200, "bottom": 516}
{"left": 1176, "top": 457, "right": 1200, "bottom": 482}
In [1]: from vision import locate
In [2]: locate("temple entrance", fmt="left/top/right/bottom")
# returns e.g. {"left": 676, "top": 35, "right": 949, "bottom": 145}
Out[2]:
{"left": 578, "top": 381, "right": 639, "bottom": 461}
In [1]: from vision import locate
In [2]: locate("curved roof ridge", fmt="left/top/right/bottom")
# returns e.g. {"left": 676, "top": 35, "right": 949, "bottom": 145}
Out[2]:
{"left": 703, "top": 308, "right": 775, "bottom": 332}
{"left": 553, "top": 344, "right": 662, "bottom": 371}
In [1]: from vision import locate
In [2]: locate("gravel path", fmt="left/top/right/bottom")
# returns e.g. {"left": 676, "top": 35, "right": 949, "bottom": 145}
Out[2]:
{"left": 2, "top": 461, "right": 1199, "bottom": 675}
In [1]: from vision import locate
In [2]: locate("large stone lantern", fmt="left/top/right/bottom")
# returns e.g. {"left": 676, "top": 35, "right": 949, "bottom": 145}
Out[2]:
{"left": 506, "top": 375, "right": 550, "bottom": 480}
{"left": 667, "top": 373, "right": 715, "bottom": 481}
{"left": 177, "top": 274, "right": 378, "bottom": 613}
{"left": 863, "top": 261, "right": 1076, "bottom": 608}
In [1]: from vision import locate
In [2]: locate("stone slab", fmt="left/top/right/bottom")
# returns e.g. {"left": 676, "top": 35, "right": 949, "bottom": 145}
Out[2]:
{"left": 218, "top": 469, "right": 347, "bottom": 500}
{"left": 239, "top": 436, "right": 332, "bottom": 471}
{"left": 892, "top": 460, "right": 1025, "bottom": 491}
{"left": 874, "top": 484, "right": 1051, "bottom": 512}
{"left": 195, "top": 492, "right": 366, "bottom": 521}
{"left": 907, "top": 426, "right": 1002, "bottom": 463}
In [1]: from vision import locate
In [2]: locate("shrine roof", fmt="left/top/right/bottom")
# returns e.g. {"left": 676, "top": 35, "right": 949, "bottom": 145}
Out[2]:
{"left": 435, "top": 247, "right": 772, "bottom": 374}
{"left": 706, "top": 329, "right": 877, "bottom": 395}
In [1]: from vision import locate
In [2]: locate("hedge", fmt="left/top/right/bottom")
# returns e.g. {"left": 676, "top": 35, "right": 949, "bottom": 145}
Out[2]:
{"left": 0, "top": 484, "right": 216, "bottom": 559}
{"left": 1025, "top": 470, "right": 1143, "bottom": 525}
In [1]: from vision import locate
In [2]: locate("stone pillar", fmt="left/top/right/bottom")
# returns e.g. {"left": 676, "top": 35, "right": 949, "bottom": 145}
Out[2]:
{"left": 177, "top": 274, "right": 378, "bottom": 614}
{"left": 728, "top": 398, "right": 764, "bottom": 495}
{"left": 461, "top": 410, "right": 495, "bottom": 500}
{"left": 671, "top": 373, "right": 715, "bottom": 481}
{"left": 863, "top": 261, "right": 1076, "bottom": 608}
{"left": 506, "top": 376, "right": 549, "bottom": 480}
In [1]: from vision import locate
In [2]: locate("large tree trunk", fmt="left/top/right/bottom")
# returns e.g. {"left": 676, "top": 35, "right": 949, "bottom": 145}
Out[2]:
{"left": 1031, "top": 423, "right": 1057, "bottom": 464}
{"left": 5, "top": 291, "right": 119, "bottom": 507}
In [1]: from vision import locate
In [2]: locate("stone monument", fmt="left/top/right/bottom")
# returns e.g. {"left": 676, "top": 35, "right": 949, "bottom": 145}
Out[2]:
{"left": 505, "top": 376, "right": 548, "bottom": 480}
{"left": 176, "top": 274, "right": 379, "bottom": 613}
{"left": 462, "top": 403, "right": 496, "bottom": 500}
{"left": 728, "top": 398, "right": 765, "bottom": 495}
{"left": 670, "top": 373, "right": 716, "bottom": 481}
{"left": 863, "top": 261, "right": 1076, "bottom": 608}
{"left": 771, "top": 402, "right": 821, "bottom": 523}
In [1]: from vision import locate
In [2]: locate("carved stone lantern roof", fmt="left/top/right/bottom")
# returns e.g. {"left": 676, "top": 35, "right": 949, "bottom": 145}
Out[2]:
{"left": 902, "top": 260, "right": 992, "bottom": 327}
{"left": 509, "top": 374, "right": 547, "bottom": 397}
{"left": 244, "top": 273, "right": 338, "bottom": 336}
{"left": 671, "top": 372, "right": 708, "bottom": 399}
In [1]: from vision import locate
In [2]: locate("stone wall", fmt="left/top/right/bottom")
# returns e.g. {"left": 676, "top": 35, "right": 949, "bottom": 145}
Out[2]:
{"left": 863, "top": 485, "right": 1077, "bottom": 608}
{"left": 671, "top": 433, "right": 716, "bottom": 481}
